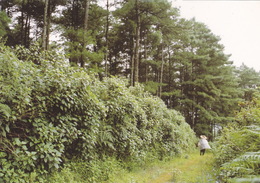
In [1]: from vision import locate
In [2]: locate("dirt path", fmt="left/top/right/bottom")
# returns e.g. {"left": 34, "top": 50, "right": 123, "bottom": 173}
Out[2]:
{"left": 151, "top": 153, "right": 215, "bottom": 183}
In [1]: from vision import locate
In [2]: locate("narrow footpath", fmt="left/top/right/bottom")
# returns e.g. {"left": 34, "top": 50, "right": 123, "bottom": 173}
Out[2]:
{"left": 151, "top": 153, "right": 216, "bottom": 183}
{"left": 110, "top": 152, "right": 216, "bottom": 183}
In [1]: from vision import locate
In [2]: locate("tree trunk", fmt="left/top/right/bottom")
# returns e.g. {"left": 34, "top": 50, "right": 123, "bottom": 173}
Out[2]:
{"left": 159, "top": 45, "right": 164, "bottom": 98}
{"left": 105, "top": 0, "right": 109, "bottom": 77}
{"left": 144, "top": 35, "right": 148, "bottom": 83}
{"left": 191, "top": 58, "right": 196, "bottom": 129}
{"left": 83, "top": 0, "right": 90, "bottom": 33}
{"left": 130, "top": 36, "right": 135, "bottom": 86}
{"left": 24, "top": 8, "right": 30, "bottom": 48}
{"left": 46, "top": 2, "right": 51, "bottom": 50}
{"left": 42, "top": 0, "right": 49, "bottom": 50}
{"left": 20, "top": 0, "right": 25, "bottom": 45}
{"left": 133, "top": 0, "right": 140, "bottom": 86}
{"left": 167, "top": 46, "right": 171, "bottom": 91}
{"left": 167, "top": 45, "right": 172, "bottom": 107}
{"left": 80, "top": 0, "right": 90, "bottom": 67}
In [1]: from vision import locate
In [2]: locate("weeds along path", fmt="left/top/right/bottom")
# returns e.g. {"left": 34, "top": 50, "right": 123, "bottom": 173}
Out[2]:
{"left": 151, "top": 152, "right": 216, "bottom": 183}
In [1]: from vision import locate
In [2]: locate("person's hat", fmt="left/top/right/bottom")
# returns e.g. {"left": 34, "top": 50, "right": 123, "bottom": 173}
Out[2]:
{"left": 200, "top": 135, "right": 207, "bottom": 139}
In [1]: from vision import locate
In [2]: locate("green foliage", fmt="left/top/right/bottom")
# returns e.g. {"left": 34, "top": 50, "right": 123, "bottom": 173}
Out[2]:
{"left": 215, "top": 125, "right": 260, "bottom": 165}
{"left": 214, "top": 126, "right": 260, "bottom": 182}
{"left": 0, "top": 11, "right": 10, "bottom": 37}
{"left": 143, "top": 81, "right": 161, "bottom": 94}
{"left": 236, "top": 95, "right": 260, "bottom": 126}
{"left": 214, "top": 93, "right": 260, "bottom": 182}
{"left": 178, "top": 20, "right": 240, "bottom": 134}
{"left": 63, "top": 28, "right": 104, "bottom": 69}
{"left": 47, "top": 157, "right": 123, "bottom": 183}
{"left": 220, "top": 152, "right": 260, "bottom": 183}
{"left": 2, "top": 0, "right": 251, "bottom": 139}
{"left": 235, "top": 64, "right": 260, "bottom": 102}
{"left": 0, "top": 44, "right": 196, "bottom": 182}
{"left": 14, "top": 43, "right": 67, "bottom": 67}
{"left": 0, "top": 45, "right": 104, "bottom": 182}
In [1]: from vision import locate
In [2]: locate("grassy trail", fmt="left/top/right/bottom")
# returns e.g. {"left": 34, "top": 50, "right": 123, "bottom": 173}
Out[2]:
{"left": 151, "top": 153, "right": 215, "bottom": 183}
{"left": 111, "top": 152, "right": 216, "bottom": 183}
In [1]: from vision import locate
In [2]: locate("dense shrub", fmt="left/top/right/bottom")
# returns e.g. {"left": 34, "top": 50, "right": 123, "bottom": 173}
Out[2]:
{"left": 0, "top": 45, "right": 107, "bottom": 181}
{"left": 0, "top": 44, "right": 196, "bottom": 182}
{"left": 214, "top": 93, "right": 260, "bottom": 182}
{"left": 47, "top": 157, "right": 123, "bottom": 183}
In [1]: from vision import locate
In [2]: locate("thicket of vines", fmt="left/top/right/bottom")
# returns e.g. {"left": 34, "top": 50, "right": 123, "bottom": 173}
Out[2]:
{"left": 0, "top": 44, "right": 196, "bottom": 182}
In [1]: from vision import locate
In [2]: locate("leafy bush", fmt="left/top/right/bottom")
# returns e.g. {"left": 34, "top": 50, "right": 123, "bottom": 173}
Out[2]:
{"left": 0, "top": 44, "right": 196, "bottom": 182}
{"left": 236, "top": 96, "right": 260, "bottom": 126}
{"left": 214, "top": 92, "right": 260, "bottom": 182}
{"left": 47, "top": 157, "right": 123, "bottom": 183}
{"left": 0, "top": 45, "right": 104, "bottom": 182}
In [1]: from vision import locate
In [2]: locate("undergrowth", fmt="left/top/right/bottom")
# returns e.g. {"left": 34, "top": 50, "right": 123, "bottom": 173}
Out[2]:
{"left": 214, "top": 93, "right": 260, "bottom": 183}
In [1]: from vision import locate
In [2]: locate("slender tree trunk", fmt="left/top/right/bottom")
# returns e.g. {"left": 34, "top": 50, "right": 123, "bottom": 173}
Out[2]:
{"left": 24, "top": 10, "right": 30, "bottom": 48}
{"left": 105, "top": 0, "right": 109, "bottom": 77}
{"left": 144, "top": 35, "right": 148, "bottom": 82}
{"left": 167, "top": 45, "right": 172, "bottom": 107}
{"left": 167, "top": 46, "right": 171, "bottom": 91}
{"left": 83, "top": 0, "right": 89, "bottom": 35}
{"left": 75, "top": 0, "right": 80, "bottom": 28}
{"left": 42, "top": 0, "right": 49, "bottom": 50}
{"left": 212, "top": 121, "right": 216, "bottom": 140}
{"left": 81, "top": 0, "right": 90, "bottom": 67}
{"left": 72, "top": 0, "right": 76, "bottom": 28}
{"left": 21, "top": 0, "right": 25, "bottom": 45}
{"left": 130, "top": 36, "right": 135, "bottom": 86}
{"left": 191, "top": 96, "right": 195, "bottom": 129}
{"left": 133, "top": 0, "right": 140, "bottom": 86}
{"left": 46, "top": 5, "right": 51, "bottom": 50}
{"left": 27, "top": 17, "right": 31, "bottom": 47}
{"left": 191, "top": 59, "right": 195, "bottom": 129}
{"left": 23, "top": 0, "right": 29, "bottom": 47}
{"left": 159, "top": 45, "right": 164, "bottom": 98}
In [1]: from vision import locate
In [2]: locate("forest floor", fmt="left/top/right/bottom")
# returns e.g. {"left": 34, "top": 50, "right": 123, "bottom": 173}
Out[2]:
{"left": 111, "top": 151, "right": 216, "bottom": 183}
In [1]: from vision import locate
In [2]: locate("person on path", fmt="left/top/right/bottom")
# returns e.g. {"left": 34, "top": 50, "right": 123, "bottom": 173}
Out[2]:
{"left": 198, "top": 135, "right": 211, "bottom": 156}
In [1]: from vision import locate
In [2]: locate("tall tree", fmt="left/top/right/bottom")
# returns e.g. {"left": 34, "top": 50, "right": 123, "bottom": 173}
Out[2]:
{"left": 0, "top": 11, "right": 10, "bottom": 38}
{"left": 236, "top": 64, "right": 260, "bottom": 100}
{"left": 112, "top": 0, "right": 179, "bottom": 85}
{"left": 104, "top": 0, "right": 110, "bottom": 77}
{"left": 80, "top": 0, "right": 90, "bottom": 67}
{"left": 132, "top": 0, "right": 140, "bottom": 86}
{"left": 164, "top": 19, "right": 240, "bottom": 135}
{"left": 42, "top": 0, "right": 49, "bottom": 50}
{"left": 57, "top": 0, "right": 106, "bottom": 70}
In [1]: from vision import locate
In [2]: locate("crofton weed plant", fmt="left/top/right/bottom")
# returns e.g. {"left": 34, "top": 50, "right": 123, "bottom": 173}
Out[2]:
{"left": 47, "top": 157, "right": 123, "bottom": 183}
{"left": 0, "top": 44, "right": 196, "bottom": 182}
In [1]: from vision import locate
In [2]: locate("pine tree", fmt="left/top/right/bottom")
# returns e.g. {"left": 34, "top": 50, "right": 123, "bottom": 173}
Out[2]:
{"left": 163, "top": 19, "right": 240, "bottom": 135}
{"left": 236, "top": 64, "right": 260, "bottom": 100}
{"left": 0, "top": 11, "right": 10, "bottom": 38}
